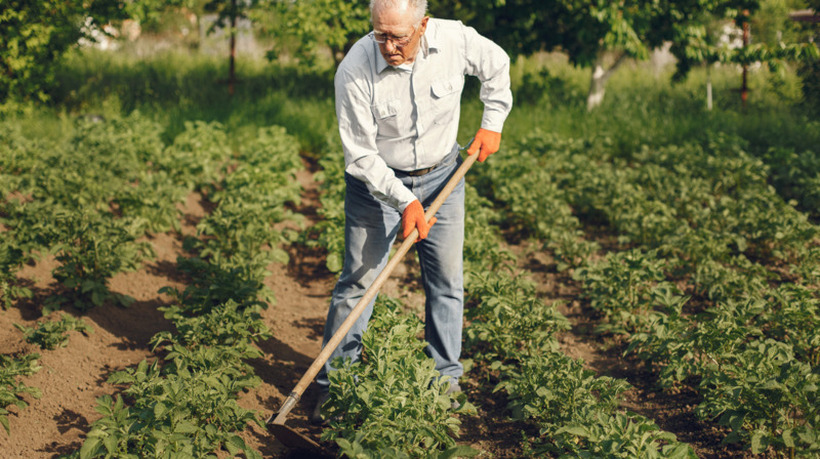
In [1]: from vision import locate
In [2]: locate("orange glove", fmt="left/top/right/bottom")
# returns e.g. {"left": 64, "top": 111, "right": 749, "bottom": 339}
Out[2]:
{"left": 467, "top": 128, "right": 502, "bottom": 162}
{"left": 402, "top": 200, "right": 437, "bottom": 242}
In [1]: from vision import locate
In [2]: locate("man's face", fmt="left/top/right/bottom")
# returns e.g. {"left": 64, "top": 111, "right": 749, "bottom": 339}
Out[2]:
{"left": 372, "top": 4, "right": 428, "bottom": 66}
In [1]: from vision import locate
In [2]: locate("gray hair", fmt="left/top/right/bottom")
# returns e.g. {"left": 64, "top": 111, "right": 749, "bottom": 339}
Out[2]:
{"left": 370, "top": 0, "right": 428, "bottom": 25}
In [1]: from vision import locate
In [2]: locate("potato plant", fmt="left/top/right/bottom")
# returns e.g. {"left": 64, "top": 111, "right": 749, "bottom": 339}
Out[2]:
{"left": 0, "top": 237, "right": 33, "bottom": 310}
{"left": 45, "top": 209, "right": 153, "bottom": 312}
{"left": 303, "top": 137, "right": 347, "bottom": 273}
{"left": 14, "top": 313, "right": 93, "bottom": 350}
{"left": 573, "top": 248, "right": 671, "bottom": 334}
{"left": 697, "top": 339, "right": 820, "bottom": 457}
{"left": 489, "top": 130, "right": 820, "bottom": 457}
{"left": 76, "top": 123, "right": 305, "bottom": 458}
{"left": 156, "top": 120, "right": 234, "bottom": 192}
{"left": 0, "top": 354, "right": 41, "bottom": 435}
{"left": 81, "top": 356, "right": 263, "bottom": 459}
{"left": 322, "top": 297, "right": 476, "bottom": 458}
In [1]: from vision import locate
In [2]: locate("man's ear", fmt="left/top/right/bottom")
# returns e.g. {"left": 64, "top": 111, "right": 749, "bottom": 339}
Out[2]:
{"left": 419, "top": 16, "right": 429, "bottom": 34}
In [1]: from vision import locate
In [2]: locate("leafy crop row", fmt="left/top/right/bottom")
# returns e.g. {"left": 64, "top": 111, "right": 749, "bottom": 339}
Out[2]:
{"left": 460, "top": 181, "right": 696, "bottom": 458}
{"left": 485, "top": 130, "right": 820, "bottom": 457}
{"left": 14, "top": 313, "right": 93, "bottom": 351}
{"left": 0, "top": 114, "right": 234, "bottom": 313}
{"left": 304, "top": 135, "right": 347, "bottom": 274}
{"left": 71, "top": 123, "right": 304, "bottom": 458}
{"left": 579, "top": 249, "right": 820, "bottom": 456}
{"left": 323, "top": 296, "right": 476, "bottom": 458}
{"left": 308, "top": 139, "right": 471, "bottom": 457}
{"left": 308, "top": 139, "right": 694, "bottom": 456}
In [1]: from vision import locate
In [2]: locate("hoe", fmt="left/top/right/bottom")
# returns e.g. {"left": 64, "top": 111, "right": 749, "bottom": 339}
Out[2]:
{"left": 267, "top": 147, "right": 478, "bottom": 454}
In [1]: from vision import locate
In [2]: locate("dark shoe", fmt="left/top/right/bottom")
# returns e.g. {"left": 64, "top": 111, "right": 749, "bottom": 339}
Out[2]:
{"left": 445, "top": 382, "right": 462, "bottom": 410}
{"left": 310, "top": 391, "right": 330, "bottom": 426}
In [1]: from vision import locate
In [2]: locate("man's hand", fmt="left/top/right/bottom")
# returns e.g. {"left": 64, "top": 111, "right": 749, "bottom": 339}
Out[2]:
{"left": 467, "top": 128, "right": 502, "bottom": 162}
{"left": 402, "top": 200, "right": 437, "bottom": 242}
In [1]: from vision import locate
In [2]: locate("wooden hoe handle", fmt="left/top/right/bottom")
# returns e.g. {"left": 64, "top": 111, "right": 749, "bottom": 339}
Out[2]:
{"left": 269, "top": 151, "right": 478, "bottom": 425}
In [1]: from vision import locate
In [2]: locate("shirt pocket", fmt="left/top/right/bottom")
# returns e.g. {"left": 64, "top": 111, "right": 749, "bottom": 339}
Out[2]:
{"left": 430, "top": 75, "right": 463, "bottom": 125}
{"left": 371, "top": 99, "right": 401, "bottom": 137}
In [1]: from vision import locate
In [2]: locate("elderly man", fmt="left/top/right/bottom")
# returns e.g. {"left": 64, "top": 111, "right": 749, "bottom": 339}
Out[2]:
{"left": 312, "top": 0, "right": 512, "bottom": 424}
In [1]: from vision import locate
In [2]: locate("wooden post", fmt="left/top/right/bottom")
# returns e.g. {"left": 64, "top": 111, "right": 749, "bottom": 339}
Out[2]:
{"left": 741, "top": 9, "right": 750, "bottom": 110}
{"left": 706, "top": 64, "right": 713, "bottom": 111}
{"left": 229, "top": 0, "right": 237, "bottom": 96}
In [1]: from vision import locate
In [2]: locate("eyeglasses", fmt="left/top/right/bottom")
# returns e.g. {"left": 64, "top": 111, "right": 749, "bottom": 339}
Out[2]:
{"left": 373, "top": 25, "right": 417, "bottom": 48}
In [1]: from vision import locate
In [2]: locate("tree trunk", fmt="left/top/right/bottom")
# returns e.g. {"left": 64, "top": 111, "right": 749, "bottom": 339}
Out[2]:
{"left": 586, "top": 52, "right": 627, "bottom": 111}
{"left": 706, "top": 64, "right": 713, "bottom": 111}
{"left": 740, "top": 10, "right": 750, "bottom": 110}
{"left": 229, "top": 0, "right": 237, "bottom": 96}
{"left": 193, "top": 13, "right": 201, "bottom": 50}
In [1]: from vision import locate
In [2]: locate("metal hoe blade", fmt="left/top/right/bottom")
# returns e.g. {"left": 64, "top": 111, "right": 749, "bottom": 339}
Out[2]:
{"left": 266, "top": 392, "right": 330, "bottom": 455}
{"left": 267, "top": 422, "right": 323, "bottom": 452}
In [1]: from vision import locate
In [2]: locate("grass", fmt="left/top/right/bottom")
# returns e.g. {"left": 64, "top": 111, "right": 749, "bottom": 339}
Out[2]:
{"left": 5, "top": 46, "right": 817, "bottom": 166}
{"left": 460, "top": 52, "right": 818, "bottom": 157}
{"left": 45, "top": 48, "right": 337, "bottom": 153}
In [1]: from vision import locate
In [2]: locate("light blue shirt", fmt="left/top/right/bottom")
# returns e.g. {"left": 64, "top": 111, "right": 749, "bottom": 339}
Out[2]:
{"left": 334, "top": 18, "right": 513, "bottom": 211}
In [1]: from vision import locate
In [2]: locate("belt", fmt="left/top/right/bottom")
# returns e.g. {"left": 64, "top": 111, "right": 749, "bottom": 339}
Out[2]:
{"left": 391, "top": 144, "right": 463, "bottom": 177}
{"left": 401, "top": 164, "right": 438, "bottom": 176}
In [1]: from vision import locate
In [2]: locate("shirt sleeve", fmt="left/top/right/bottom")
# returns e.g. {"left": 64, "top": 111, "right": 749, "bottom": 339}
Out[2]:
{"left": 461, "top": 23, "right": 513, "bottom": 133}
{"left": 334, "top": 58, "right": 418, "bottom": 212}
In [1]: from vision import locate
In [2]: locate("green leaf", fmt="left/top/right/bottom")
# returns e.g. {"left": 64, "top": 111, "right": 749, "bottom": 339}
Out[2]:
{"left": 782, "top": 429, "right": 795, "bottom": 448}
{"left": 750, "top": 431, "right": 766, "bottom": 454}
{"left": 558, "top": 425, "right": 590, "bottom": 437}
{"left": 174, "top": 421, "right": 198, "bottom": 434}
{"left": 103, "top": 433, "right": 118, "bottom": 453}
{"left": 326, "top": 252, "right": 343, "bottom": 273}
{"left": 153, "top": 402, "right": 167, "bottom": 419}
{"left": 79, "top": 436, "right": 103, "bottom": 459}
{"left": 439, "top": 445, "right": 480, "bottom": 458}
{"left": 224, "top": 434, "right": 246, "bottom": 455}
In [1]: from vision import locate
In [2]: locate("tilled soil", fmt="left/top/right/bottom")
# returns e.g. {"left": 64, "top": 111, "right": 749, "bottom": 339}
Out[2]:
{"left": 3, "top": 158, "right": 746, "bottom": 458}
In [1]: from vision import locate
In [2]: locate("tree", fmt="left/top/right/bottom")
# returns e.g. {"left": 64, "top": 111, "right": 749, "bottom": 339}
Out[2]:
{"left": 1, "top": 0, "right": 125, "bottom": 105}
{"left": 127, "top": 0, "right": 265, "bottom": 95}
{"left": 794, "top": 2, "right": 819, "bottom": 112}
{"left": 432, "top": 0, "right": 816, "bottom": 110}
{"left": 675, "top": 1, "right": 819, "bottom": 109}
{"left": 433, "top": 0, "right": 668, "bottom": 109}
{"left": 202, "top": 0, "right": 267, "bottom": 94}
{"left": 256, "top": 0, "right": 370, "bottom": 67}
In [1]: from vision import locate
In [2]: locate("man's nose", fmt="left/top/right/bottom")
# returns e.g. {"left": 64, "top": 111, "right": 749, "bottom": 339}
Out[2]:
{"left": 384, "top": 40, "right": 397, "bottom": 52}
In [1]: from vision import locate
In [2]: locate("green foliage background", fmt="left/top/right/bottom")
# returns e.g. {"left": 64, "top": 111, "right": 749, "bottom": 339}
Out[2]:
{"left": 2, "top": 0, "right": 817, "bottom": 109}
{"left": 0, "top": 0, "right": 125, "bottom": 103}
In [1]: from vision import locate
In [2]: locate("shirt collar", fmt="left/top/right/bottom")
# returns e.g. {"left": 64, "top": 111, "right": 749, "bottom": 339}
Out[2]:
{"left": 374, "top": 19, "right": 441, "bottom": 74}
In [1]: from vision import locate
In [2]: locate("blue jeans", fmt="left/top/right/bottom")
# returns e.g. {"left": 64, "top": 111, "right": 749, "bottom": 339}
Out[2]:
{"left": 316, "top": 148, "right": 465, "bottom": 391}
